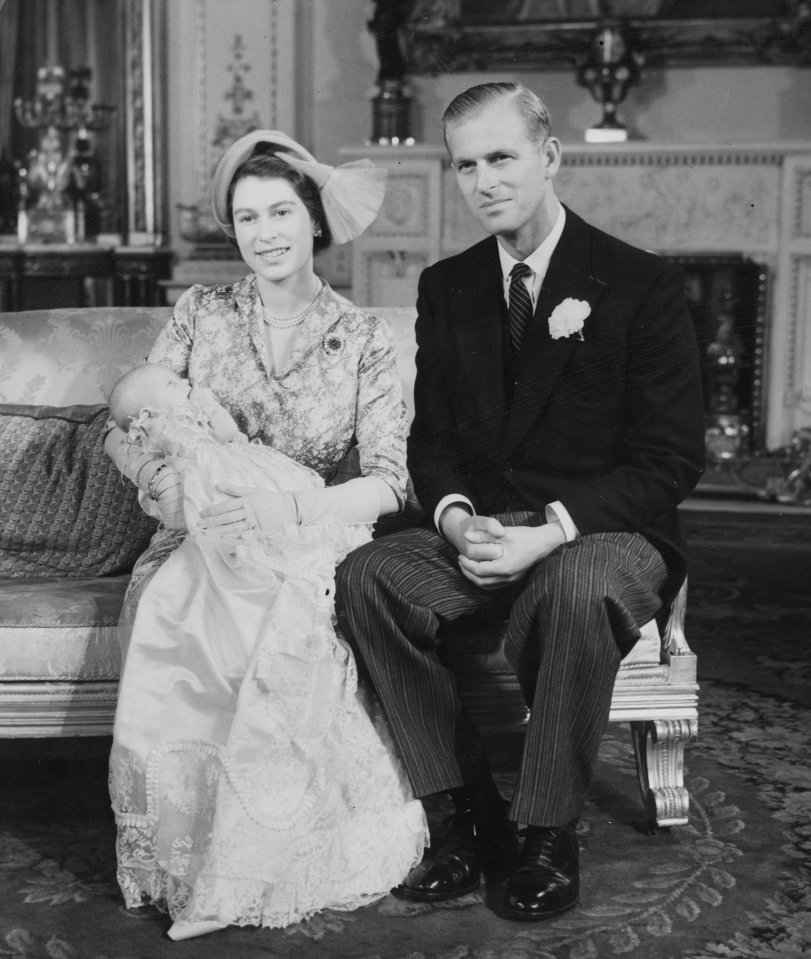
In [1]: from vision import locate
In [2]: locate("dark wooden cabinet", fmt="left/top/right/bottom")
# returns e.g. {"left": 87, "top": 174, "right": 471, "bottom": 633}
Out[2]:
{"left": 0, "top": 244, "right": 174, "bottom": 311}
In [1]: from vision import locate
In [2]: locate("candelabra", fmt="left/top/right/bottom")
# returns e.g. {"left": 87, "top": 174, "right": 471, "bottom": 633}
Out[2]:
{"left": 13, "top": 65, "right": 115, "bottom": 243}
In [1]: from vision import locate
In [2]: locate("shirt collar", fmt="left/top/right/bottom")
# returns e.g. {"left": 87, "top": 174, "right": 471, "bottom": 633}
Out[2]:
{"left": 497, "top": 203, "right": 566, "bottom": 288}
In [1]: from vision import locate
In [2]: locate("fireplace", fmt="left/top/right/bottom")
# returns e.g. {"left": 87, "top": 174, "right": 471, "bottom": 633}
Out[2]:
{"left": 671, "top": 255, "right": 769, "bottom": 460}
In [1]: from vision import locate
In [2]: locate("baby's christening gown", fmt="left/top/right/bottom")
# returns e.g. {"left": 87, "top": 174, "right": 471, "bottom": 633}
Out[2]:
{"left": 109, "top": 406, "right": 426, "bottom": 930}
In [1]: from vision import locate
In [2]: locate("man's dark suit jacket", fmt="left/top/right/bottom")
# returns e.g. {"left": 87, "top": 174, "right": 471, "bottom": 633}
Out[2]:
{"left": 407, "top": 206, "right": 706, "bottom": 607}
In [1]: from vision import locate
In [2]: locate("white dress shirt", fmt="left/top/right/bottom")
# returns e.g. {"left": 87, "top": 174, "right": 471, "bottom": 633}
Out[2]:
{"left": 433, "top": 203, "right": 580, "bottom": 543}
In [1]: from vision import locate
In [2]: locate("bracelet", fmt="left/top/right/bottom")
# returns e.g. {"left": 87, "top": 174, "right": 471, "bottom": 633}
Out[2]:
{"left": 134, "top": 457, "right": 159, "bottom": 490}
{"left": 147, "top": 462, "right": 170, "bottom": 501}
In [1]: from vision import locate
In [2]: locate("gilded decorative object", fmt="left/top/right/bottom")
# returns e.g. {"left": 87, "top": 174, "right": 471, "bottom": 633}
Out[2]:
{"left": 13, "top": 65, "right": 114, "bottom": 244}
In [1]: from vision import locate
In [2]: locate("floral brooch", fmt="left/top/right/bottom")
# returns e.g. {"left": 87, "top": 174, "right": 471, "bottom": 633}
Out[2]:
{"left": 548, "top": 298, "right": 590, "bottom": 341}
{"left": 322, "top": 332, "right": 345, "bottom": 355}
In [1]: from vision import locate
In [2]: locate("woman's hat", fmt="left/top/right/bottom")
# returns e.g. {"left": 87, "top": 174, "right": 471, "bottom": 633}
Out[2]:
{"left": 210, "top": 129, "right": 387, "bottom": 244}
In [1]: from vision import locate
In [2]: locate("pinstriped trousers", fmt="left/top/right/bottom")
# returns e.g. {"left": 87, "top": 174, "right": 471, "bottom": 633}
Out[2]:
{"left": 335, "top": 521, "right": 667, "bottom": 827}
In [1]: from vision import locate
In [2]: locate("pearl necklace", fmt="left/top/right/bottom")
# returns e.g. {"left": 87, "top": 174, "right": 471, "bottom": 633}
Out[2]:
{"left": 261, "top": 281, "right": 321, "bottom": 329}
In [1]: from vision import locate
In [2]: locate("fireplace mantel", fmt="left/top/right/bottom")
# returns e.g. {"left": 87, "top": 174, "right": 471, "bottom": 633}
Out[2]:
{"left": 344, "top": 141, "right": 811, "bottom": 450}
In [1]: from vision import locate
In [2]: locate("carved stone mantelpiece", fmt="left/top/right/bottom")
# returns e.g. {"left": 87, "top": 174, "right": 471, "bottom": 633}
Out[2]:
{"left": 345, "top": 141, "right": 811, "bottom": 449}
{"left": 342, "top": 145, "right": 446, "bottom": 307}
{"left": 556, "top": 145, "right": 783, "bottom": 255}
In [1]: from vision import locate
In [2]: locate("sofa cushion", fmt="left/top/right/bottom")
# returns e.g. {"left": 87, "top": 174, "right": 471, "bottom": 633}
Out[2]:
{"left": 0, "top": 404, "right": 157, "bottom": 578}
{"left": 0, "top": 575, "right": 127, "bottom": 680}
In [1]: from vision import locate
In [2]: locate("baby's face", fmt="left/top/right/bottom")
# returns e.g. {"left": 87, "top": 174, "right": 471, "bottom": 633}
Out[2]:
{"left": 154, "top": 371, "right": 192, "bottom": 409}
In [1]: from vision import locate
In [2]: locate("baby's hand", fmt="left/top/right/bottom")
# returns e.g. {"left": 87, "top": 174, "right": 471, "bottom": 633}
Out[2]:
{"left": 189, "top": 386, "right": 242, "bottom": 444}
{"left": 188, "top": 385, "right": 216, "bottom": 409}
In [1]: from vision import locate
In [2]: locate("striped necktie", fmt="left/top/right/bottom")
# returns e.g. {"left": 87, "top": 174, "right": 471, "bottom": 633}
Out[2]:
{"left": 508, "top": 262, "right": 534, "bottom": 355}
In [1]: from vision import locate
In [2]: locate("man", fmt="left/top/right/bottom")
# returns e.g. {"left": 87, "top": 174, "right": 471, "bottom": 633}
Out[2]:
{"left": 336, "top": 82, "right": 705, "bottom": 921}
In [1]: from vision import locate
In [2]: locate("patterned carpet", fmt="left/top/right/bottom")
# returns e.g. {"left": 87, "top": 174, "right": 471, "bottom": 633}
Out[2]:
{"left": 0, "top": 505, "right": 809, "bottom": 959}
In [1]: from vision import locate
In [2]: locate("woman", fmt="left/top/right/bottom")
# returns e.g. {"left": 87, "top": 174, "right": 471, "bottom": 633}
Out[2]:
{"left": 104, "top": 131, "right": 426, "bottom": 940}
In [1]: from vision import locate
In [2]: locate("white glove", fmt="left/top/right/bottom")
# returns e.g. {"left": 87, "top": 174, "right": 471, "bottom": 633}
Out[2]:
{"left": 197, "top": 481, "right": 299, "bottom": 534}
{"left": 292, "top": 478, "right": 383, "bottom": 525}
{"left": 197, "top": 476, "right": 390, "bottom": 535}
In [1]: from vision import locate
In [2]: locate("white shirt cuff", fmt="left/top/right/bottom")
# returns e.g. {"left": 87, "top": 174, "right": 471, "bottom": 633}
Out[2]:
{"left": 434, "top": 494, "right": 475, "bottom": 536}
{"left": 545, "top": 501, "right": 579, "bottom": 542}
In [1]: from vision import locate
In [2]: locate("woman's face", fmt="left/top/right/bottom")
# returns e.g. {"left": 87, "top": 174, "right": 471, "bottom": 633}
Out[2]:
{"left": 231, "top": 175, "right": 315, "bottom": 290}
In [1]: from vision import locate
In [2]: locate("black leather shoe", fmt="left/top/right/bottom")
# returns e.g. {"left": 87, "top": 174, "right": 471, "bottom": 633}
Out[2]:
{"left": 398, "top": 809, "right": 516, "bottom": 902}
{"left": 504, "top": 821, "right": 580, "bottom": 921}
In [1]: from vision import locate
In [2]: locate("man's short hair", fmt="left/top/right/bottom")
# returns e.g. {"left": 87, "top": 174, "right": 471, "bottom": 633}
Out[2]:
{"left": 441, "top": 82, "right": 552, "bottom": 147}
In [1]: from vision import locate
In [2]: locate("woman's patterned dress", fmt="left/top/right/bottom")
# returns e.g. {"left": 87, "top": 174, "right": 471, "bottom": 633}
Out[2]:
{"left": 109, "top": 276, "right": 426, "bottom": 929}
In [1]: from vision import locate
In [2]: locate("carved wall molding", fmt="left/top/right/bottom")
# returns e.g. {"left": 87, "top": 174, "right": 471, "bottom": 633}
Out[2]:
{"left": 188, "top": 2, "right": 279, "bottom": 215}
{"left": 193, "top": 0, "right": 209, "bottom": 209}
{"left": 783, "top": 255, "right": 811, "bottom": 411}
{"left": 166, "top": 0, "right": 296, "bottom": 259}
{"left": 768, "top": 154, "right": 811, "bottom": 443}
{"left": 371, "top": 171, "right": 437, "bottom": 239}
{"left": 124, "top": 0, "right": 165, "bottom": 244}
{"left": 540, "top": 144, "right": 804, "bottom": 256}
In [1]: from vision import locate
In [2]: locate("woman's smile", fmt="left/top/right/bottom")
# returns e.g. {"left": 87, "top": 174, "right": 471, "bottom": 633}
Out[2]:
{"left": 232, "top": 175, "right": 315, "bottom": 290}
{"left": 257, "top": 245, "right": 290, "bottom": 259}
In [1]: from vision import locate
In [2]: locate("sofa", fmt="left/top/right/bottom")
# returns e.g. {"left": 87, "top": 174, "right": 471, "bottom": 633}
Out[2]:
{"left": 0, "top": 304, "right": 697, "bottom": 830}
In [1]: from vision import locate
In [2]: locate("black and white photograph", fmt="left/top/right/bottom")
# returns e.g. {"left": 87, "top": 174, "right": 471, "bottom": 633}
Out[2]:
{"left": 0, "top": 1, "right": 809, "bottom": 957}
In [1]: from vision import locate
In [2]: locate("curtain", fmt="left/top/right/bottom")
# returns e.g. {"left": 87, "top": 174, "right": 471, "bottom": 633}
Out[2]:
{"left": 0, "top": 0, "right": 20, "bottom": 157}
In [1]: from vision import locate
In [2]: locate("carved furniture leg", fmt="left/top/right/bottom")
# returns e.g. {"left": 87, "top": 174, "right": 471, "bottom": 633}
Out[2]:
{"left": 631, "top": 718, "right": 698, "bottom": 831}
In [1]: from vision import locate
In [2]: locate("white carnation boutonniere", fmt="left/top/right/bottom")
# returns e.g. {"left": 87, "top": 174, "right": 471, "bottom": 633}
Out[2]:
{"left": 548, "top": 298, "right": 590, "bottom": 341}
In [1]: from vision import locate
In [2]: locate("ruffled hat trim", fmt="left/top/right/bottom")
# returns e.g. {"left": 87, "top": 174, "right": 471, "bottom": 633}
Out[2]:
{"left": 210, "top": 129, "right": 387, "bottom": 244}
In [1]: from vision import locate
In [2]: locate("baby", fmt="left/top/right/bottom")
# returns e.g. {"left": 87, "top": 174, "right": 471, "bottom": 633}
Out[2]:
{"left": 109, "top": 363, "right": 241, "bottom": 444}
{"left": 108, "top": 363, "right": 332, "bottom": 536}
{"left": 108, "top": 362, "right": 380, "bottom": 538}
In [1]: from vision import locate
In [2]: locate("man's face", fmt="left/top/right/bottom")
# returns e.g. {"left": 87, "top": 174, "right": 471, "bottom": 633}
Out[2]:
{"left": 446, "top": 99, "right": 561, "bottom": 258}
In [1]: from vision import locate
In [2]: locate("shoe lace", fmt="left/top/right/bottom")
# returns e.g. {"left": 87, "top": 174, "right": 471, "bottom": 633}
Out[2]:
{"left": 439, "top": 811, "right": 479, "bottom": 854}
{"left": 519, "top": 826, "right": 562, "bottom": 866}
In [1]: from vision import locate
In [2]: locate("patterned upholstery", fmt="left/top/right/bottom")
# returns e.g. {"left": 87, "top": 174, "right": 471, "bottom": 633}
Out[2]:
{"left": 0, "top": 308, "right": 169, "bottom": 688}
{"left": 0, "top": 404, "right": 157, "bottom": 579}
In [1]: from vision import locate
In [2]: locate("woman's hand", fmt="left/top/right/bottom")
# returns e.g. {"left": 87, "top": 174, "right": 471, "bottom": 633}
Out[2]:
{"left": 198, "top": 481, "right": 298, "bottom": 535}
